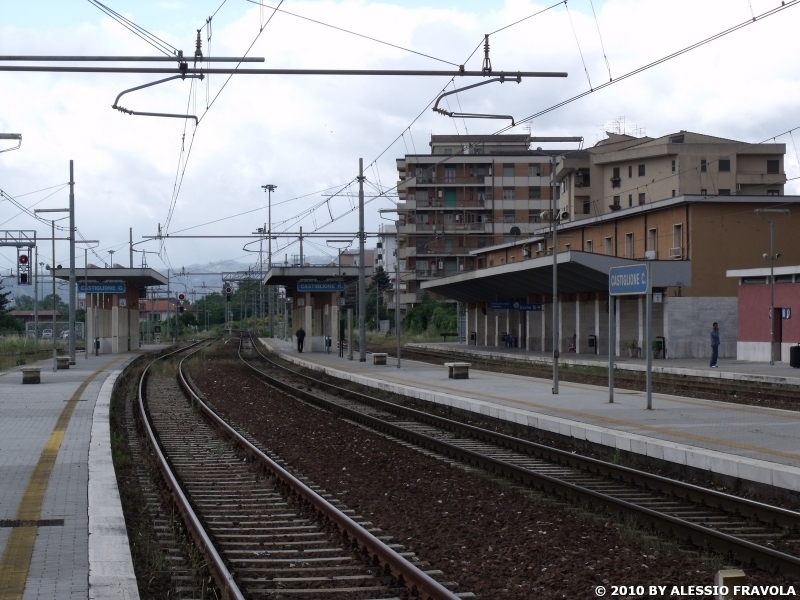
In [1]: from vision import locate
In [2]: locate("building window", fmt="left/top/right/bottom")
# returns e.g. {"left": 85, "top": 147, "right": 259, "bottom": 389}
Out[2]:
{"left": 503, "top": 188, "right": 515, "bottom": 200}
{"left": 767, "top": 159, "right": 780, "bottom": 174}
{"left": 670, "top": 135, "right": 685, "bottom": 144}
{"left": 503, "top": 210, "right": 515, "bottom": 223}
{"left": 628, "top": 194, "right": 633, "bottom": 207}
{"left": 585, "top": 240, "right": 593, "bottom": 253}
{"left": 444, "top": 148, "right": 453, "bottom": 155}
{"left": 529, "top": 164, "right": 542, "bottom": 177}
{"left": 628, "top": 165, "right": 633, "bottom": 178}
{"left": 638, "top": 192, "right": 646, "bottom": 205}
{"left": 529, "top": 186, "right": 541, "bottom": 199}
{"left": 624, "top": 233, "right": 634, "bottom": 258}
{"left": 612, "top": 195, "right": 621, "bottom": 209}
{"left": 582, "top": 200, "right": 590, "bottom": 214}
{"left": 528, "top": 212, "right": 541, "bottom": 223}
{"left": 477, "top": 237, "right": 486, "bottom": 248}
{"left": 477, "top": 258, "right": 485, "bottom": 269}
{"left": 700, "top": 188, "right": 707, "bottom": 195}
{"left": 485, "top": 186, "right": 494, "bottom": 200}
{"left": 672, "top": 224, "right": 682, "bottom": 254}
{"left": 647, "top": 228, "right": 657, "bottom": 254}
{"left": 612, "top": 167, "right": 621, "bottom": 188}
{"left": 719, "top": 159, "right": 731, "bottom": 172}
{"left": 671, "top": 190, "right": 676, "bottom": 197}
{"left": 561, "top": 180, "right": 567, "bottom": 193}
{"left": 604, "top": 236, "right": 613, "bottom": 256}
{"left": 671, "top": 160, "right": 676, "bottom": 173}
{"left": 638, "top": 164, "right": 646, "bottom": 176}
{"left": 700, "top": 159, "right": 707, "bottom": 172}
{"left": 503, "top": 163, "right": 514, "bottom": 177}
{"left": 719, "top": 189, "right": 731, "bottom": 195}
{"left": 444, "top": 166, "right": 456, "bottom": 183}
{"left": 767, "top": 190, "right": 779, "bottom": 196}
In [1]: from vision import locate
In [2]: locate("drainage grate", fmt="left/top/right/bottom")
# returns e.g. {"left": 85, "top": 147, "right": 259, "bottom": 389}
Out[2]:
{"left": 0, "top": 519, "right": 65, "bottom": 528}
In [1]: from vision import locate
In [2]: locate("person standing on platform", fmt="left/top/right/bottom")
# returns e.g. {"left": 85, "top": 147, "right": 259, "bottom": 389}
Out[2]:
{"left": 709, "top": 322, "right": 720, "bottom": 368}
{"left": 296, "top": 327, "right": 306, "bottom": 353}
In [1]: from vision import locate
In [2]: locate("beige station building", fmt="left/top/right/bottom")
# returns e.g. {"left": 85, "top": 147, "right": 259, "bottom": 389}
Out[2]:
{"left": 396, "top": 131, "right": 800, "bottom": 361}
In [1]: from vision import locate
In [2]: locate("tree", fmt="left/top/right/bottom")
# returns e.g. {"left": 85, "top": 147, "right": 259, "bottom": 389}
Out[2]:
{"left": 402, "top": 295, "right": 456, "bottom": 335}
{"left": 0, "top": 277, "right": 24, "bottom": 333}
{"left": 39, "top": 293, "right": 68, "bottom": 313}
{"left": 14, "top": 294, "right": 35, "bottom": 310}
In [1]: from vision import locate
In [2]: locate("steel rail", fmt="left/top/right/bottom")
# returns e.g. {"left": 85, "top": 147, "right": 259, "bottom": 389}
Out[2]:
{"left": 137, "top": 341, "right": 246, "bottom": 600}
{"left": 176, "top": 337, "right": 460, "bottom": 600}
{"left": 0, "top": 66, "right": 567, "bottom": 77}
{"left": 241, "top": 335, "right": 800, "bottom": 576}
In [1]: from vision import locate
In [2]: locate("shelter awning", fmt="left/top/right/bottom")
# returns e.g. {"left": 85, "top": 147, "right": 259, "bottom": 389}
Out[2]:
{"left": 421, "top": 251, "right": 691, "bottom": 303}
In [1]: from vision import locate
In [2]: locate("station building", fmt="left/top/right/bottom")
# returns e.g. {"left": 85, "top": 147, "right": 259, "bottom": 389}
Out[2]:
{"left": 726, "top": 265, "right": 800, "bottom": 363}
{"left": 421, "top": 195, "right": 800, "bottom": 359}
{"left": 53, "top": 265, "right": 167, "bottom": 353}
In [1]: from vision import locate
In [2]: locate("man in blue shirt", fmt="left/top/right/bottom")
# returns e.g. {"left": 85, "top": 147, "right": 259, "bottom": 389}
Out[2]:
{"left": 709, "top": 322, "right": 720, "bottom": 368}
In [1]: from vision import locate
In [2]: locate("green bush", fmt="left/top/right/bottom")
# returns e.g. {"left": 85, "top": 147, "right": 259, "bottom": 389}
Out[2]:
{"left": 402, "top": 296, "right": 456, "bottom": 335}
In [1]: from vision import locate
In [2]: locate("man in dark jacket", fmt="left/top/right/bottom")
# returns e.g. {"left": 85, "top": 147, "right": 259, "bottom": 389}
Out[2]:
{"left": 709, "top": 322, "right": 720, "bottom": 368}
{"left": 296, "top": 327, "right": 306, "bottom": 353}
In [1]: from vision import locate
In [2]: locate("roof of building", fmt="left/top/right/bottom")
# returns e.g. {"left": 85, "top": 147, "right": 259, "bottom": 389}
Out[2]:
{"left": 469, "top": 194, "right": 800, "bottom": 256}
{"left": 726, "top": 265, "right": 800, "bottom": 278}
{"left": 52, "top": 267, "right": 168, "bottom": 288}
{"left": 138, "top": 299, "right": 178, "bottom": 311}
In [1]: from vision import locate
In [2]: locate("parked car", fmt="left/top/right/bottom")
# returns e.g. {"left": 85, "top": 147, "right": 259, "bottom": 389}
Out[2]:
{"left": 59, "top": 329, "right": 83, "bottom": 340}
{"left": 41, "top": 329, "right": 53, "bottom": 339}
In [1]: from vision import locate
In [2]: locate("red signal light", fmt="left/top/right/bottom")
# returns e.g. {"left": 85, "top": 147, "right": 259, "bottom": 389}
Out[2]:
{"left": 225, "top": 286, "right": 232, "bottom": 294}
{"left": 19, "top": 254, "right": 28, "bottom": 264}
{"left": 178, "top": 293, "right": 185, "bottom": 301}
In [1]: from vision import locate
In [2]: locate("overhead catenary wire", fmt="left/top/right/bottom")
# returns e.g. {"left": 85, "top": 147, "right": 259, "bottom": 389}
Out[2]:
{"left": 565, "top": 1, "right": 592, "bottom": 90}
{"left": 243, "top": 0, "right": 460, "bottom": 67}
{"left": 85, "top": 0, "right": 178, "bottom": 56}
{"left": 588, "top": 0, "right": 612, "bottom": 81}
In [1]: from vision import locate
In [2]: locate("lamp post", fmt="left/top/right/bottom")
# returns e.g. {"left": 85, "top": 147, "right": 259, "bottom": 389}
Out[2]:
{"left": 35, "top": 208, "right": 70, "bottom": 372}
{"left": 261, "top": 185, "right": 276, "bottom": 337}
{"left": 755, "top": 208, "right": 790, "bottom": 365}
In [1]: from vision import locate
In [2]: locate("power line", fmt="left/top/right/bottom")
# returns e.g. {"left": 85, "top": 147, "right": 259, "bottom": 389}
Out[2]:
{"left": 588, "top": 0, "right": 612, "bottom": 81}
{"left": 242, "top": 0, "right": 460, "bottom": 67}
{"left": 85, "top": 0, "right": 178, "bottom": 56}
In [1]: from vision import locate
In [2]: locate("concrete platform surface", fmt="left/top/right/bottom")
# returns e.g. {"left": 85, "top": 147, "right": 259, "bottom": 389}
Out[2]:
{"left": 262, "top": 338, "right": 800, "bottom": 494}
{"left": 0, "top": 348, "right": 159, "bottom": 600}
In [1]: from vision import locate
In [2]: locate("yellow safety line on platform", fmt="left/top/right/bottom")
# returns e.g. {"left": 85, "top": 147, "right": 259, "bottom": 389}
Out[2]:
{"left": 0, "top": 358, "right": 123, "bottom": 599}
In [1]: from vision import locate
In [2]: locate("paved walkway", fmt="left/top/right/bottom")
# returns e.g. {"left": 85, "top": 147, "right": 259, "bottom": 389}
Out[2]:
{"left": 263, "top": 339, "right": 800, "bottom": 494}
{"left": 0, "top": 347, "right": 163, "bottom": 600}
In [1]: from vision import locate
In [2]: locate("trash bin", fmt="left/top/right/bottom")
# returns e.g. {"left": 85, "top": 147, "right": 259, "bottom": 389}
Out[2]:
{"left": 790, "top": 344, "right": 800, "bottom": 369}
{"left": 588, "top": 334, "right": 597, "bottom": 353}
{"left": 470, "top": 331, "right": 476, "bottom": 343}
{"left": 655, "top": 336, "right": 666, "bottom": 359}
{"left": 500, "top": 332, "right": 507, "bottom": 341}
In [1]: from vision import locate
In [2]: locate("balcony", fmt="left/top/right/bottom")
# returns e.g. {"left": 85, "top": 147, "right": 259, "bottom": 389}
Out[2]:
{"left": 411, "top": 175, "right": 490, "bottom": 186}
{"left": 735, "top": 171, "right": 787, "bottom": 186}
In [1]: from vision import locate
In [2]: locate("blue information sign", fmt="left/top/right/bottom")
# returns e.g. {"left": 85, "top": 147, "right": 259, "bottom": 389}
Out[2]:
{"left": 78, "top": 282, "right": 126, "bottom": 294}
{"left": 609, "top": 264, "right": 649, "bottom": 296}
{"left": 297, "top": 280, "right": 346, "bottom": 292}
{"left": 490, "top": 301, "right": 543, "bottom": 311}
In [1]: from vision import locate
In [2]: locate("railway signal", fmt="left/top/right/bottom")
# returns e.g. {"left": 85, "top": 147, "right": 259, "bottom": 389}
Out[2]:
{"left": 225, "top": 286, "right": 232, "bottom": 301}
{"left": 17, "top": 250, "right": 31, "bottom": 285}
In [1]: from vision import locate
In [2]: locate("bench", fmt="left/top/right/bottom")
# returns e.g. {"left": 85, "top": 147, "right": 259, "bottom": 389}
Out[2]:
{"left": 372, "top": 353, "right": 388, "bottom": 365}
{"left": 22, "top": 368, "right": 41, "bottom": 384}
{"left": 440, "top": 332, "right": 459, "bottom": 342}
{"left": 444, "top": 362, "right": 470, "bottom": 379}
{"left": 56, "top": 357, "right": 70, "bottom": 370}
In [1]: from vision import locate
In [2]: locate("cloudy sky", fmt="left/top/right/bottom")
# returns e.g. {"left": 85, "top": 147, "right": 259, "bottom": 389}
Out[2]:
{"left": 2, "top": 0, "right": 799, "bottom": 284}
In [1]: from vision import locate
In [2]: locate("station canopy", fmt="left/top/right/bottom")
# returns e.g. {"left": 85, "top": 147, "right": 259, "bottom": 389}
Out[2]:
{"left": 263, "top": 265, "right": 373, "bottom": 286}
{"left": 421, "top": 251, "right": 690, "bottom": 303}
{"left": 52, "top": 265, "right": 168, "bottom": 288}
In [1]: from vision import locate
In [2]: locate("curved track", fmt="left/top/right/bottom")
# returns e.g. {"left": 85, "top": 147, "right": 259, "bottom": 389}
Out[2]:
{"left": 138, "top": 341, "right": 460, "bottom": 599}
{"left": 239, "top": 335, "right": 800, "bottom": 577}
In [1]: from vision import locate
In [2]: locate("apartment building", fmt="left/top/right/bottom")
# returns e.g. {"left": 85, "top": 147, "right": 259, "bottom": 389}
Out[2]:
{"left": 396, "top": 134, "right": 575, "bottom": 302}
{"left": 557, "top": 131, "right": 786, "bottom": 219}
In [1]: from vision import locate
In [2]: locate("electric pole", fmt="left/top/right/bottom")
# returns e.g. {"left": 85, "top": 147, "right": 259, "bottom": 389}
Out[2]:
{"left": 262, "top": 185, "right": 276, "bottom": 337}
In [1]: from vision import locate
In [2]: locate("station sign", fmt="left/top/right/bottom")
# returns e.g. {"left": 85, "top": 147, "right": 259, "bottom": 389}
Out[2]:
{"left": 490, "top": 301, "right": 543, "bottom": 311}
{"left": 609, "top": 264, "right": 649, "bottom": 296}
{"left": 78, "top": 282, "right": 126, "bottom": 294}
{"left": 297, "top": 279, "right": 346, "bottom": 292}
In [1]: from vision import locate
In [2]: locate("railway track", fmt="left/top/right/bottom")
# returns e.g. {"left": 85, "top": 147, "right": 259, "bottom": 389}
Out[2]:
{"left": 376, "top": 345, "right": 800, "bottom": 407}
{"left": 139, "top": 341, "right": 463, "bottom": 599}
{"left": 239, "top": 334, "right": 800, "bottom": 577}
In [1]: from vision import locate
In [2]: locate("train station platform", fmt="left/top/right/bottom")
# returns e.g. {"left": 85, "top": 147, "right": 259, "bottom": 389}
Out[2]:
{"left": 260, "top": 338, "right": 800, "bottom": 497}
{"left": 0, "top": 347, "right": 160, "bottom": 600}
